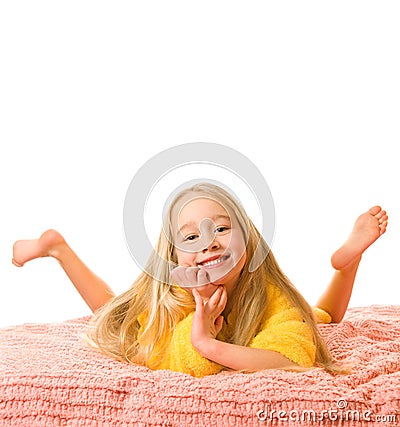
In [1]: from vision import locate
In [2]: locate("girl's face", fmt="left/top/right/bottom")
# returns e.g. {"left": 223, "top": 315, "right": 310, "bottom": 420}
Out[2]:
{"left": 172, "top": 196, "right": 247, "bottom": 294}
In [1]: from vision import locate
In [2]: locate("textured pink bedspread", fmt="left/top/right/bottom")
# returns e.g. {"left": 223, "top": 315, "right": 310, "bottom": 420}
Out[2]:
{"left": 1, "top": 305, "right": 399, "bottom": 427}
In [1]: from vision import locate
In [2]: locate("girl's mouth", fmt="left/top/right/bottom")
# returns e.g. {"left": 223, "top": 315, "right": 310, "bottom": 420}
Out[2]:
{"left": 198, "top": 255, "right": 230, "bottom": 268}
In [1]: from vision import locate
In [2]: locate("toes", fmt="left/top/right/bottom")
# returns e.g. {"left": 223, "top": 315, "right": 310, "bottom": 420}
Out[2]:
{"left": 367, "top": 206, "right": 389, "bottom": 235}
{"left": 369, "top": 206, "right": 389, "bottom": 223}
{"left": 375, "top": 210, "right": 388, "bottom": 232}
{"left": 379, "top": 220, "right": 388, "bottom": 234}
{"left": 369, "top": 206, "right": 382, "bottom": 216}
{"left": 378, "top": 213, "right": 388, "bottom": 223}
{"left": 375, "top": 209, "right": 387, "bottom": 221}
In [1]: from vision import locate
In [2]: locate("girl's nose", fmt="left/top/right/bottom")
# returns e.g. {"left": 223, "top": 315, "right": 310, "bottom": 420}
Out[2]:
{"left": 202, "top": 237, "right": 220, "bottom": 253}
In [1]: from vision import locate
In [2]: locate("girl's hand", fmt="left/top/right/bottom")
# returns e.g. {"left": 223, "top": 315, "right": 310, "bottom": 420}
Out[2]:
{"left": 191, "top": 285, "right": 228, "bottom": 356}
{"left": 171, "top": 265, "right": 210, "bottom": 288}
{"left": 171, "top": 266, "right": 219, "bottom": 299}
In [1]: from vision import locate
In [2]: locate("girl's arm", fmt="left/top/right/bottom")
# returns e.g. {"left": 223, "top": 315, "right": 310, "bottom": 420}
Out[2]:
{"left": 13, "top": 229, "right": 115, "bottom": 313}
{"left": 191, "top": 287, "right": 297, "bottom": 371}
{"left": 195, "top": 339, "right": 297, "bottom": 371}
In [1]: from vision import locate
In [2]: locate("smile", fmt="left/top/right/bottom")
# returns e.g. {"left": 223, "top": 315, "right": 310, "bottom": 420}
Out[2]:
{"left": 198, "top": 255, "right": 230, "bottom": 268}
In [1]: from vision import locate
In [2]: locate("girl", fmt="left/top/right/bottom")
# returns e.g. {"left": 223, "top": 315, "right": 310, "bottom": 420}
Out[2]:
{"left": 12, "top": 183, "right": 388, "bottom": 377}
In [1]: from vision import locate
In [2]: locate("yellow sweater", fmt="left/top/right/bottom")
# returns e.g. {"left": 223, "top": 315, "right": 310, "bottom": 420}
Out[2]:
{"left": 140, "top": 282, "right": 331, "bottom": 378}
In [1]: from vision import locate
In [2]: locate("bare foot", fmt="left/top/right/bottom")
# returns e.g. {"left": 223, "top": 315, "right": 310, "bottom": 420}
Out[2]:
{"left": 12, "top": 229, "right": 66, "bottom": 267}
{"left": 331, "top": 206, "right": 388, "bottom": 270}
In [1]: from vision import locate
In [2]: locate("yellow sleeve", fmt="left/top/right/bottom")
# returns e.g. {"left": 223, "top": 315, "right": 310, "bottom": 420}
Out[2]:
{"left": 165, "top": 312, "right": 224, "bottom": 377}
{"left": 249, "top": 284, "right": 316, "bottom": 368}
{"left": 312, "top": 306, "right": 332, "bottom": 324}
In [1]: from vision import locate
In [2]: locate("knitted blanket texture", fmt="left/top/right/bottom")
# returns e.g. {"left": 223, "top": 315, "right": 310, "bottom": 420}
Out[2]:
{"left": 1, "top": 305, "right": 399, "bottom": 427}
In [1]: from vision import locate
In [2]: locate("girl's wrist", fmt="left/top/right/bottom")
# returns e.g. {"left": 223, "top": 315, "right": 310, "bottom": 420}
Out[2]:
{"left": 192, "top": 336, "right": 219, "bottom": 360}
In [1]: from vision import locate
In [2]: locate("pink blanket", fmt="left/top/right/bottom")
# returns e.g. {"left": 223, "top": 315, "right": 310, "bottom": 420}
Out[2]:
{"left": 1, "top": 305, "right": 400, "bottom": 427}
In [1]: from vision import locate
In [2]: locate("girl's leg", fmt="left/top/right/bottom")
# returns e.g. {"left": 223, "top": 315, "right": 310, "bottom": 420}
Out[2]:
{"left": 12, "top": 229, "right": 115, "bottom": 313}
{"left": 316, "top": 206, "right": 388, "bottom": 323}
{"left": 316, "top": 259, "right": 361, "bottom": 323}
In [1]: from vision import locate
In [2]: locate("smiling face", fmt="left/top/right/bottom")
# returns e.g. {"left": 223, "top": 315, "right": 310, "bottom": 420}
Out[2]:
{"left": 172, "top": 195, "right": 247, "bottom": 294}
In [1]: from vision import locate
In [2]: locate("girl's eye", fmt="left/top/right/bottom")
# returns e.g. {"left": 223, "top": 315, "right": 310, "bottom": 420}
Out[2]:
{"left": 183, "top": 227, "right": 229, "bottom": 241}
{"left": 184, "top": 234, "right": 198, "bottom": 241}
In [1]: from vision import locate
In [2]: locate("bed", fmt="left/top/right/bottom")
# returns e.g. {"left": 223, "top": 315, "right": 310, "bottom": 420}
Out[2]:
{"left": 1, "top": 305, "right": 399, "bottom": 426}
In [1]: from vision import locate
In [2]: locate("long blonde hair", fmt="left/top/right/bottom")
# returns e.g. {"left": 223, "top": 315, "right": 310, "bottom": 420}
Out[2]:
{"left": 87, "top": 182, "right": 345, "bottom": 373}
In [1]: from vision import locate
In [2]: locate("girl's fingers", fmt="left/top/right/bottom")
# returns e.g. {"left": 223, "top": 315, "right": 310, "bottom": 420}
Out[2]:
{"left": 192, "top": 288, "right": 204, "bottom": 313}
{"left": 213, "top": 286, "right": 227, "bottom": 315}
{"left": 204, "top": 286, "right": 225, "bottom": 314}
{"left": 207, "top": 285, "right": 222, "bottom": 305}
{"left": 218, "top": 286, "right": 228, "bottom": 312}
{"left": 193, "top": 286, "right": 223, "bottom": 313}
{"left": 215, "top": 315, "right": 224, "bottom": 334}
{"left": 184, "top": 267, "right": 198, "bottom": 286}
{"left": 197, "top": 268, "right": 210, "bottom": 287}
{"left": 171, "top": 266, "right": 201, "bottom": 288}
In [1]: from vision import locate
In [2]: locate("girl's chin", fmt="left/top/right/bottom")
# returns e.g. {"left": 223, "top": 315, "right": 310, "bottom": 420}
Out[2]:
{"left": 205, "top": 266, "right": 229, "bottom": 283}
{"left": 207, "top": 263, "right": 245, "bottom": 288}
{"left": 192, "top": 283, "right": 220, "bottom": 299}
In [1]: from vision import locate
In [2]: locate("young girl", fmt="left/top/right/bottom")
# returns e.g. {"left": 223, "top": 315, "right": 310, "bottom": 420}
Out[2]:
{"left": 12, "top": 182, "right": 388, "bottom": 377}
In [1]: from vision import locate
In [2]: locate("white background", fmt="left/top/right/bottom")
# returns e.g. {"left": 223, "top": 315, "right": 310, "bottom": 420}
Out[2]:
{"left": 1, "top": 2, "right": 399, "bottom": 327}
